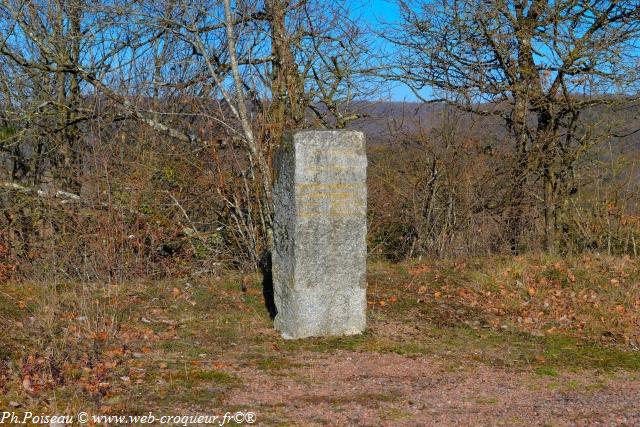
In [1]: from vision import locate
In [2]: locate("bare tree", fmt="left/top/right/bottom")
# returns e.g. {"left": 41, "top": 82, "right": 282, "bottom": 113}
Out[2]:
{"left": 0, "top": 0, "right": 375, "bottom": 267}
{"left": 387, "top": 0, "right": 640, "bottom": 253}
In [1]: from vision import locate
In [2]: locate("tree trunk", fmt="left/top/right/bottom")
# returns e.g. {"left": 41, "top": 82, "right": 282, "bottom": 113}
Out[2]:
{"left": 267, "top": 0, "right": 304, "bottom": 143}
{"left": 543, "top": 170, "right": 557, "bottom": 254}
{"left": 53, "top": 0, "right": 83, "bottom": 194}
{"left": 538, "top": 107, "right": 559, "bottom": 255}
{"left": 66, "top": 0, "right": 82, "bottom": 193}
{"left": 506, "top": 93, "right": 529, "bottom": 255}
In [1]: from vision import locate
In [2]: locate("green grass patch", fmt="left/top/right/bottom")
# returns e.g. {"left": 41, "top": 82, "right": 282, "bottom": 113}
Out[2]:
{"left": 535, "top": 366, "right": 559, "bottom": 377}
{"left": 190, "top": 369, "right": 238, "bottom": 384}
{"left": 255, "top": 355, "right": 303, "bottom": 372}
{"left": 474, "top": 396, "right": 499, "bottom": 404}
{"left": 428, "top": 326, "right": 640, "bottom": 372}
{"left": 280, "top": 332, "right": 370, "bottom": 353}
{"left": 539, "top": 335, "right": 640, "bottom": 371}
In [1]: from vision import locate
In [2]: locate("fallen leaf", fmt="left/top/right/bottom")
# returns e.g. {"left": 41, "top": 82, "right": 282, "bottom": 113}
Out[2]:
{"left": 409, "top": 265, "right": 430, "bottom": 276}
{"left": 22, "top": 375, "right": 35, "bottom": 394}
{"left": 105, "top": 347, "right": 124, "bottom": 358}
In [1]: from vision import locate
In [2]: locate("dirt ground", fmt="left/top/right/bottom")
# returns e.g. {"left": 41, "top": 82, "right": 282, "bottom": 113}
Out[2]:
{"left": 1, "top": 255, "right": 639, "bottom": 426}
{"left": 225, "top": 349, "right": 640, "bottom": 426}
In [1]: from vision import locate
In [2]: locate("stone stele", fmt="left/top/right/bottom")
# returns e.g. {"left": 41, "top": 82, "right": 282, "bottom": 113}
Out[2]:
{"left": 272, "top": 130, "right": 367, "bottom": 339}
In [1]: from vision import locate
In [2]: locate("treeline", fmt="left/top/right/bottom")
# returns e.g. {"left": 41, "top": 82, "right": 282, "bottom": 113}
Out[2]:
{"left": 1, "top": 0, "right": 639, "bottom": 281}
{"left": 367, "top": 106, "right": 640, "bottom": 260}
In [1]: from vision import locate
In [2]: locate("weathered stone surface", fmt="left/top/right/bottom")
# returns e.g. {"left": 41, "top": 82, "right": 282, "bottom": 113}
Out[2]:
{"left": 272, "top": 130, "right": 367, "bottom": 339}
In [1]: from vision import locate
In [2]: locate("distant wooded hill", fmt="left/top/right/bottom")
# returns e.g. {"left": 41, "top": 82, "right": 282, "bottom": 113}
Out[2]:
{"left": 347, "top": 101, "right": 640, "bottom": 155}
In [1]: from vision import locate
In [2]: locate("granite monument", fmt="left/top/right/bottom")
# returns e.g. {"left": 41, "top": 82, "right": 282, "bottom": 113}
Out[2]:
{"left": 272, "top": 130, "right": 367, "bottom": 339}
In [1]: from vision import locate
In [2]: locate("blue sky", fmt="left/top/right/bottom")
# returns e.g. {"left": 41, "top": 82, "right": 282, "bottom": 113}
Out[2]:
{"left": 354, "top": 0, "right": 420, "bottom": 101}
{"left": 360, "top": 0, "right": 402, "bottom": 24}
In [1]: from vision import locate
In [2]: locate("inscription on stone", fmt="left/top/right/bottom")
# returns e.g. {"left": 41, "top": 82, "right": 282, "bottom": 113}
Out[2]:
{"left": 272, "top": 131, "right": 367, "bottom": 339}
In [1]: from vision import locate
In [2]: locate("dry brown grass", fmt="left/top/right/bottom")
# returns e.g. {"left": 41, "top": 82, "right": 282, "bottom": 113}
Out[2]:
{"left": 0, "top": 255, "right": 639, "bottom": 423}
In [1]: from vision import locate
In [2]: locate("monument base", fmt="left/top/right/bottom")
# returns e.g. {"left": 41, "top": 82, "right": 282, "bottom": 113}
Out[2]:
{"left": 273, "top": 287, "right": 367, "bottom": 339}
